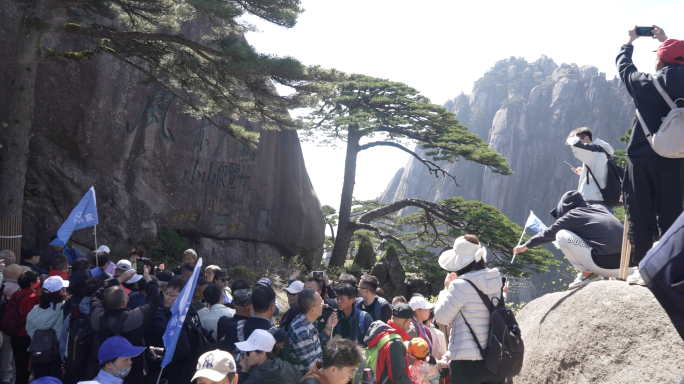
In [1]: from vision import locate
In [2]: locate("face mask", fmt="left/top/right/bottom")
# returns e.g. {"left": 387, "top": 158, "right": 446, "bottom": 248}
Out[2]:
{"left": 112, "top": 362, "right": 131, "bottom": 378}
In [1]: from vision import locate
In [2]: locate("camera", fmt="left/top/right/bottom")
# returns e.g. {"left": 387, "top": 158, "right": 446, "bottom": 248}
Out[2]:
{"left": 313, "top": 271, "right": 324, "bottom": 279}
{"left": 150, "top": 347, "right": 165, "bottom": 357}
{"left": 137, "top": 258, "right": 156, "bottom": 275}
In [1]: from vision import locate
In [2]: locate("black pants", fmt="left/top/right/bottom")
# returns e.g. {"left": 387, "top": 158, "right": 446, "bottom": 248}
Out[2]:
{"left": 450, "top": 360, "right": 506, "bottom": 384}
{"left": 623, "top": 156, "right": 684, "bottom": 264}
{"left": 33, "top": 361, "right": 63, "bottom": 381}
{"left": 10, "top": 335, "right": 31, "bottom": 384}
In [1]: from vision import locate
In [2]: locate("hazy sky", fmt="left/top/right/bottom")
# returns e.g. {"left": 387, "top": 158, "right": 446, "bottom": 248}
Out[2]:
{"left": 243, "top": 0, "right": 684, "bottom": 215}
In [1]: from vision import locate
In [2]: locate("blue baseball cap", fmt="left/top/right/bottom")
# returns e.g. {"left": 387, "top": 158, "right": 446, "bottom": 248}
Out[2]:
{"left": 98, "top": 336, "right": 146, "bottom": 365}
{"left": 256, "top": 277, "right": 272, "bottom": 287}
{"left": 31, "top": 378, "right": 63, "bottom": 384}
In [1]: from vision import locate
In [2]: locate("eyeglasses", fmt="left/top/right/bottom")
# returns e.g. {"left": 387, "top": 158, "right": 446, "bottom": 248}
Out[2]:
{"left": 220, "top": 278, "right": 229, "bottom": 282}
{"left": 286, "top": 292, "right": 298, "bottom": 297}
{"left": 339, "top": 368, "right": 354, "bottom": 378}
{"left": 357, "top": 286, "right": 369, "bottom": 291}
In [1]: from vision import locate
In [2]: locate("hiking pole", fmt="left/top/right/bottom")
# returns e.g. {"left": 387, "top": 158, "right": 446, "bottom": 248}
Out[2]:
{"left": 619, "top": 215, "right": 631, "bottom": 280}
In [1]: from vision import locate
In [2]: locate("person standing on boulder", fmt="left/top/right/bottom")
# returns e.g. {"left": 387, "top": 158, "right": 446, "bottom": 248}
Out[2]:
{"left": 514, "top": 191, "right": 633, "bottom": 289}
{"left": 565, "top": 127, "right": 615, "bottom": 213}
{"left": 617, "top": 25, "right": 684, "bottom": 285}
{"left": 434, "top": 235, "right": 506, "bottom": 384}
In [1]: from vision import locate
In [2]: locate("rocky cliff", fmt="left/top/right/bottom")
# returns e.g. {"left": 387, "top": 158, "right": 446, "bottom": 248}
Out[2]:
{"left": 516, "top": 282, "right": 684, "bottom": 383}
{"left": 0, "top": 1, "right": 325, "bottom": 267}
{"left": 380, "top": 56, "right": 635, "bottom": 300}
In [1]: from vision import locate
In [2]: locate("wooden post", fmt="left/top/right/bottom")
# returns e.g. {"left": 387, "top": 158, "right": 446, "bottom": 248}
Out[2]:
{"left": 0, "top": 218, "right": 22, "bottom": 257}
{"left": 619, "top": 215, "right": 632, "bottom": 280}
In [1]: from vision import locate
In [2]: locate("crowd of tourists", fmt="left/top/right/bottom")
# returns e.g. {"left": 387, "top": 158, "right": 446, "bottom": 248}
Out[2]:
{"left": 1, "top": 24, "right": 684, "bottom": 384}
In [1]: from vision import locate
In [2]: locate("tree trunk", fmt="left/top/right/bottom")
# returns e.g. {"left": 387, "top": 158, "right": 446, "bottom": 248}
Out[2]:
{"left": 328, "top": 128, "right": 361, "bottom": 268}
{"left": 0, "top": 16, "right": 42, "bottom": 221}
{"left": 328, "top": 223, "right": 335, "bottom": 243}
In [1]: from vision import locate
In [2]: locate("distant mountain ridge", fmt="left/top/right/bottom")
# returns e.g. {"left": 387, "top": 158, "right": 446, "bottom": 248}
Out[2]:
{"left": 381, "top": 55, "right": 633, "bottom": 225}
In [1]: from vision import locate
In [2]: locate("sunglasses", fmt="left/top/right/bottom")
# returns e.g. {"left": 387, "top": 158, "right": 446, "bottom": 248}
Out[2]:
{"left": 286, "top": 292, "right": 298, "bottom": 297}
{"left": 219, "top": 278, "right": 229, "bottom": 282}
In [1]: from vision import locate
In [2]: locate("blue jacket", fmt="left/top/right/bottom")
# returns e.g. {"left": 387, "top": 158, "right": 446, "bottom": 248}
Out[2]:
{"left": 49, "top": 246, "right": 83, "bottom": 266}
{"left": 334, "top": 306, "right": 372, "bottom": 346}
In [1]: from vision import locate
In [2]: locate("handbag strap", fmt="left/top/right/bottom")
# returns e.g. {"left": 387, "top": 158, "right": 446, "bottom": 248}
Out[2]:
{"left": 652, "top": 77, "right": 677, "bottom": 109}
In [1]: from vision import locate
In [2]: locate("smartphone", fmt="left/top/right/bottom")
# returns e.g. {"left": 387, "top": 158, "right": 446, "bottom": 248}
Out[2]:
{"left": 563, "top": 161, "right": 577, "bottom": 172}
{"left": 313, "top": 271, "right": 324, "bottom": 279}
{"left": 636, "top": 27, "right": 654, "bottom": 37}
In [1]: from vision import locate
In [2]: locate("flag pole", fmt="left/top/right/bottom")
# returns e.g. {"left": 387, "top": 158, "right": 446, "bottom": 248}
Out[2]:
{"left": 511, "top": 227, "right": 525, "bottom": 264}
{"left": 156, "top": 367, "right": 165, "bottom": 384}
{"left": 94, "top": 225, "right": 98, "bottom": 267}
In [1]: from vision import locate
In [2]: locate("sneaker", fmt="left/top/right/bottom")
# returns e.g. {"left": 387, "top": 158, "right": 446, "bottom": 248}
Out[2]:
{"left": 626, "top": 268, "right": 646, "bottom": 286}
{"left": 568, "top": 272, "right": 601, "bottom": 290}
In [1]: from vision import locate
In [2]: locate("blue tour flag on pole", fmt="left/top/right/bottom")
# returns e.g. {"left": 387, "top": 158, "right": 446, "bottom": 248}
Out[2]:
{"left": 512, "top": 211, "right": 559, "bottom": 263}
{"left": 161, "top": 258, "right": 203, "bottom": 369}
{"left": 50, "top": 187, "right": 99, "bottom": 246}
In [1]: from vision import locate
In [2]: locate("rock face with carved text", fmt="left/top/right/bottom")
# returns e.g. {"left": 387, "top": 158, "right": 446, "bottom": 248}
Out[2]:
{"left": 0, "top": 2, "right": 325, "bottom": 267}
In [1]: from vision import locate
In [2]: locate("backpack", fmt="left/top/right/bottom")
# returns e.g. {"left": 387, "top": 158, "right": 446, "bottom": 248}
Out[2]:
{"left": 636, "top": 77, "right": 684, "bottom": 158}
{"left": 352, "top": 333, "right": 402, "bottom": 384}
{"left": 461, "top": 280, "right": 524, "bottom": 377}
{"left": 63, "top": 307, "right": 96, "bottom": 384}
{"left": 29, "top": 328, "right": 60, "bottom": 364}
{"left": 84, "top": 311, "right": 130, "bottom": 380}
{"left": 0, "top": 291, "right": 33, "bottom": 336}
{"left": 233, "top": 319, "right": 278, "bottom": 371}
{"left": 355, "top": 296, "right": 389, "bottom": 321}
{"left": 188, "top": 321, "right": 216, "bottom": 364}
{"left": 585, "top": 147, "right": 625, "bottom": 207}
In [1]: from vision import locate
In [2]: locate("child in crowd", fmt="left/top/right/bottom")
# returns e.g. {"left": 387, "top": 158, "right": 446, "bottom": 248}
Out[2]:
{"left": 406, "top": 337, "right": 440, "bottom": 384}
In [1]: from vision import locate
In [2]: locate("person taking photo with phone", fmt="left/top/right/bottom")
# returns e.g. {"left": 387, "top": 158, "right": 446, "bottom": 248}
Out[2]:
{"left": 617, "top": 25, "right": 684, "bottom": 285}
{"left": 564, "top": 127, "right": 616, "bottom": 213}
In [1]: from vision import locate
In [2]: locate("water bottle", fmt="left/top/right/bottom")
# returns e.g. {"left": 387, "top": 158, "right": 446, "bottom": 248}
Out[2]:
{"left": 362, "top": 368, "right": 375, "bottom": 384}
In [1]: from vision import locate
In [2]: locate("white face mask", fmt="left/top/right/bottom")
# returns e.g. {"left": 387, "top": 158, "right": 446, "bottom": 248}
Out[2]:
{"left": 112, "top": 361, "right": 131, "bottom": 378}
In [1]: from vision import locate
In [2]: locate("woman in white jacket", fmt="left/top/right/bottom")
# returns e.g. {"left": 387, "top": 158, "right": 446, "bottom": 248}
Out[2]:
{"left": 433, "top": 235, "right": 505, "bottom": 384}
{"left": 26, "top": 275, "right": 68, "bottom": 381}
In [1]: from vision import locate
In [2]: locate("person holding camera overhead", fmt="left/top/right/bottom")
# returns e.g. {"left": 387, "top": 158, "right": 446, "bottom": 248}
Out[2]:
{"left": 617, "top": 25, "right": 684, "bottom": 285}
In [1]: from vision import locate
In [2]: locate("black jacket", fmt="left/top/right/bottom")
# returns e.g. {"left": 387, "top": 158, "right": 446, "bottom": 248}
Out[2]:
{"left": 617, "top": 44, "right": 684, "bottom": 157}
{"left": 525, "top": 191, "right": 632, "bottom": 269}
{"left": 218, "top": 316, "right": 291, "bottom": 363}
{"left": 243, "top": 357, "right": 302, "bottom": 384}
{"left": 159, "top": 305, "right": 204, "bottom": 384}
{"left": 90, "top": 277, "right": 160, "bottom": 346}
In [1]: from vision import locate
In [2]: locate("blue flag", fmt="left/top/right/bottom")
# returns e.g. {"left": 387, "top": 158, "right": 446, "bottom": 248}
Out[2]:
{"left": 161, "top": 258, "right": 203, "bottom": 368}
{"left": 524, "top": 211, "right": 560, "bottom": 249}
{"left": 50, "top": 187, "right": 98, "bottom": 246}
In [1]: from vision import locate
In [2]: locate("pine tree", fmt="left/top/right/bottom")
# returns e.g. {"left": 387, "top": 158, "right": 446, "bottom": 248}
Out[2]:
{"left": 300, "top": 74, "right": 512, "bottom": 267}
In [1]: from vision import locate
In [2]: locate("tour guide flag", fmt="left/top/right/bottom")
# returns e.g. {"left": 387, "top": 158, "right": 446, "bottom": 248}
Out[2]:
{"left": 49, "top": 187, "right": 98, "bottom": 246}
{"left": 511, "top": 211, "right": 559, "bottom": 263}
{"left": 161, "top": 258, "right": 203, "bottom": 368}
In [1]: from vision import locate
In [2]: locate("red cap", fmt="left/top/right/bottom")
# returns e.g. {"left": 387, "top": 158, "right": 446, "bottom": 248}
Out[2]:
{"left": 655, "top": 39, "right": 684, "bottom": 65}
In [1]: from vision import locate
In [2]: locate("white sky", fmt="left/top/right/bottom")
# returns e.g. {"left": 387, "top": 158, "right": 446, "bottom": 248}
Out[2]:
{"left": 243, "top": 0, "right": 684, "bottom": 220}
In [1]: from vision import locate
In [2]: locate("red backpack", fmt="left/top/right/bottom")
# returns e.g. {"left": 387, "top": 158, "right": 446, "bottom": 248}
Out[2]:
{"left": 0, "top": 291, "right": 33, "bottom": 336}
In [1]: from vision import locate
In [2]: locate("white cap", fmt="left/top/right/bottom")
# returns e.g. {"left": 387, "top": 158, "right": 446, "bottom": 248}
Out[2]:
{"left": 43, "top": 276, "right": 69, "bottom": 293}
{"left": 409, "top": 296, "right": 434, "bottom": 311}
{"left": 126, "top": 274, "right": 143, "bottom": 284}
{"left": 191, "top": 350, "right": 237, "bottom": 382}
{"left": 438, "top": 237, "right": 487, "bottom": 272}
{"left": 116, "top": 260, "right": 132, "bottom": 271}
{"left": 284, "top": 280, "right": 305, "bottom": 294}
{"left": 96, "top": 245, "right": 110, "bottom": 253}
{"left": 234, "top": 329, "right": 275, "bottom": 352}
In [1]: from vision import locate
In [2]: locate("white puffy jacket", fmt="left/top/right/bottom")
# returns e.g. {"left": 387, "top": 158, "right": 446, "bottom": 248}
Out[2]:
{"left": 434, "top": 268, "right": 502, "bottom": 361}
{"left": 567, "top": 136, "right": 614, "bottom": 202}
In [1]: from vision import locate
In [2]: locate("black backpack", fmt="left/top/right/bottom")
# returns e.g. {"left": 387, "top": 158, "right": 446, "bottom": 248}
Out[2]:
{"left": 462, "top": 280, "right": 524, "bottom": 377}
{"left": 84, "top": 311, "right": 130, "bottom": 380}
{"left": 29, "top": 328, "right": 60, "bottom": 364}
{"left": 585, "top": 147, "right": 625, "bottom": 207}
{"left": 62, "top": 307, "right": 97, "bottom": 384}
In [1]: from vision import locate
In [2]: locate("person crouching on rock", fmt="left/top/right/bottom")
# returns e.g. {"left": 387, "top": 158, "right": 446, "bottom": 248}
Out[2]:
{"left": 513, "top": 190, "right": 636, "bottom": 289}
{"left": 434, "top": 235, "right": 506, "bottom": 384}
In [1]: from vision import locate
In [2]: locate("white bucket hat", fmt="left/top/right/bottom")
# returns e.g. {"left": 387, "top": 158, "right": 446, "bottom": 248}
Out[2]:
{"left": 438, "top": 236, "right": 487, "bottom": 272}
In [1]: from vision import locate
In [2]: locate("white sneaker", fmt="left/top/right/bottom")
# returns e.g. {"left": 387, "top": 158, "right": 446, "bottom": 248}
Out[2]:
{"left": 568, "top": 272, "right": 601, "bottom": 290}
{"left": 626, "top": 269, "right": 646, "bottom": 286}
